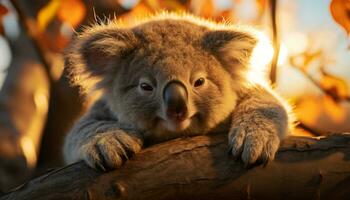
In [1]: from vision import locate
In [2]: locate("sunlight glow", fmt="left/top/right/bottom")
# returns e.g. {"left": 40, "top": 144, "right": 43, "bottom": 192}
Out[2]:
{"left": 284, "top": 31, "right": 308, "bottom": 55}
{"left": 20, "top": 88, "right": 49, "bottom": 168}
{"left": 250, "top": 33, "right": 274, "bottom": 68}
{"left": 278, "top": 43, "right": 288, "bottom": 65}
{"left": 248, "top": 33, "right": 289, "bottom": 85}
{"left": 248, "top": 33, "right": 274, "bottom": 85}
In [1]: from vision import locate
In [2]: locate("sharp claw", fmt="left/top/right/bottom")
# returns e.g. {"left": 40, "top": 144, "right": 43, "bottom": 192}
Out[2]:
{"left": 262, "top": 159, "right": 269, "bottom": 167}
{"left": 227, "top": 146, "right": 233, "bottom": 155}
{"left": 244, "top": 158, "right": 266, "bottom": 169}
{"left": 262, "top": 155, "right": 273, "bottom": 167}
{"left": 95, "top": 161, "right": 106, "bottom": 172}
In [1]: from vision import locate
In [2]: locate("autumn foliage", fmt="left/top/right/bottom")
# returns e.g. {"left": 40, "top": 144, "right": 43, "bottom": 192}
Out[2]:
{"left": 330, "top": 0, "right": 350, "bottom": 36}
{"left": 0, "top": 0, "right": 349, "bottom": 193}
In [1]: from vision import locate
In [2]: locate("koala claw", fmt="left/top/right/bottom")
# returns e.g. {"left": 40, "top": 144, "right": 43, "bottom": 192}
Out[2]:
{"left": 228, "top": 125, "right": 280, "bottom": 167}
{"left": 79, "top": 132, "right": 142, "bottom": 170}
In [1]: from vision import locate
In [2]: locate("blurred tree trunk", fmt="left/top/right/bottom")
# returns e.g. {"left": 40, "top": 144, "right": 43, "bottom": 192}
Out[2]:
{"left": 2, "top": 133, "right": 350, "bottom": 200}
{"left": 0, "top": 27, "right": 49, "bottom": 191}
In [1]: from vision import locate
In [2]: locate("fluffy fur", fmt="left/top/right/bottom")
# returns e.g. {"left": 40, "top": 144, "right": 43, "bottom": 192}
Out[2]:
{"left": 63, "top": 12, "right": 293, "bottom": 170}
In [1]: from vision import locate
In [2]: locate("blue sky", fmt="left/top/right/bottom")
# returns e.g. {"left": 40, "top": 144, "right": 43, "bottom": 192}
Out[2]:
{"left": 276, "top": 0, "right": 350, "bottom": 97}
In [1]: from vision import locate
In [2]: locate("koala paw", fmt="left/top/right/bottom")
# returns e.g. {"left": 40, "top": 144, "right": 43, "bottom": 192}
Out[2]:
{"left": 228, "top": 122, "right": 280, "bottom": 167}
{"left": 79, "top": 131, "right": 142, "bottom": 171}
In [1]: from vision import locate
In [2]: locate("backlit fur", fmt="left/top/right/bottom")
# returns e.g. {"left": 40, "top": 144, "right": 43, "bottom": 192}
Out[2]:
{"left": 63, "top": 12, "right": 293, "bottom": 170}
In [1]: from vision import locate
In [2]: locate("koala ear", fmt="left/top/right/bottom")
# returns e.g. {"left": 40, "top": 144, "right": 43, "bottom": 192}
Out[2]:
{"left": 65, "top": 27, "right": 138, "bottom": 92}
{"left": 202, "top": 30, "right": 258, "bottom": 67}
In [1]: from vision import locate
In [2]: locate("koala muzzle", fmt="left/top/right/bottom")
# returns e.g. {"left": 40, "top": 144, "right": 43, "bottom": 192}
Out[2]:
{"left": 163, "top": 81, "right": 188, "bottom": 121}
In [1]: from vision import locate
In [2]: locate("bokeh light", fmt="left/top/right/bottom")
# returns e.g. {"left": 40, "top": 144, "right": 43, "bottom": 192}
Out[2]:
{"left": 284, "top": 31, "right": 308, "bottom": 55}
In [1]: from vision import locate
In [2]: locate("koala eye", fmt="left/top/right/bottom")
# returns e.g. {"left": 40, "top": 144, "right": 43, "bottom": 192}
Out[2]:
{"left": 194, "top": 78, "right": 205, "bottom": 87}
{"left": 140, "top": 83, "right": 153, "bottom": 91}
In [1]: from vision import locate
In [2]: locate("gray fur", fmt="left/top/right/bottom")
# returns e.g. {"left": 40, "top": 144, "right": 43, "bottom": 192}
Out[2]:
{"left": 63, "top": 13, "right": 293, "bottom": 169}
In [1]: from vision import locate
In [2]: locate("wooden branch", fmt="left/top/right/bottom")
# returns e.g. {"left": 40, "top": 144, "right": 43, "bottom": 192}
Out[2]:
{"left": 269, "top": 0, "right": 279, "bottom": 85}
{"left": 2, "top": 133, "right": 350, "bottom": 200}
{"left": 10, "top": 0, "right": 54, "bottom": 84}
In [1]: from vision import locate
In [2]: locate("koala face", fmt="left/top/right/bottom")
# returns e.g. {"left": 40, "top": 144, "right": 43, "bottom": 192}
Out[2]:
{"left": 66, "top": 14, "right": 258, "bottom": 143}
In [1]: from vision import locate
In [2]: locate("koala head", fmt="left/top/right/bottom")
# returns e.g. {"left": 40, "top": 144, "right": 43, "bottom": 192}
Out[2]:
{"left": 66, "top": 13, "right": 259, "bottom": 143}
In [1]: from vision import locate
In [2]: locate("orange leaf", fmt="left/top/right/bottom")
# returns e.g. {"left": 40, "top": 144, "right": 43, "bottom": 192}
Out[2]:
{"left": 214, "top": 10, "right": 234, "bottom": 22}
{"left": 141, "top": 0, "right": 187, "bottom": 11}
{"left": 145, "top": 0, "right": 162, "bottom": 10}
{"left": 256, "top": 0, "right": 267, "bottom": 16}
{"left": 0, "top": 4, "right": 8, "bottom": 18}
{"left": 323, "top": 95, "right": 347, "bottom": 123}
{"left": 295, "top": 95, "right": 348, "bottom": 132}
{"left": 119, "top": 2, "right": 153, "bottom": 21}
{"left": 160, "top": 0, "right": 187, "bottom": 11}
{"left": 119, "top": 1, "right": 153, "bottom": 22}
{"left": 0, "top": 3, "right": 9, "bottom": 34}
{"left": 320, "top": 69, "right": 349, "bottom": 100}
{"left": 330, "top": 0, "right": 350, "bottom": 35}
{"left": 37, "top": 0, "right": 61, "bottom": 31}
{"left": 190, "top": 0, "right": 215, "bottom": 18}
{"left": 295, "top": 96, "right": 322, "bottom": 125}
{"left": 200, "top": 0, "right": 215, "bottom": 18}
{"left": 57, "top": 0, "right": 86, "bottom": 28}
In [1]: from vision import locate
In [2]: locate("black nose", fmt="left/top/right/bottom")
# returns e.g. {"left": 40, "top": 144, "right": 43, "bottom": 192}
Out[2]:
{"left": 163, "top": 81, "right": 188, "bottom": 121}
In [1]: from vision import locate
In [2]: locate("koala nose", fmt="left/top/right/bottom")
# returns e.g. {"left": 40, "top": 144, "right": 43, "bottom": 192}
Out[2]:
{"left": 163, "top": 81, "right": 188, "bottom": 121}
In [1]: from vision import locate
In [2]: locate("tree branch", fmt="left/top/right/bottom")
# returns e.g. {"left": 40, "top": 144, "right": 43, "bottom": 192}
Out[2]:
{"left": 269, "top": 0, "right": 279, "bottom": 85}
{"left": 9, "top": 0, "right": 54, "bottom": 84}
{"left": 1, "top": 133, "right": 350, "bottom": 200}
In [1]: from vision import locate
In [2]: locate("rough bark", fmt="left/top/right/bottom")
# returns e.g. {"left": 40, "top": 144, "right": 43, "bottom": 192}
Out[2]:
{"left": 1, "top": 133, "right": 350, "bottom": 200}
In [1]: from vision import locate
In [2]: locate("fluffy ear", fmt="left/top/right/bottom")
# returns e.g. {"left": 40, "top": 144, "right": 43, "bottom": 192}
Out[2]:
{"left": 65, "top": 27, "right": 138, "bottom": 93}
{"left": 202, "top": 30, "right": 258, "bottom": 68}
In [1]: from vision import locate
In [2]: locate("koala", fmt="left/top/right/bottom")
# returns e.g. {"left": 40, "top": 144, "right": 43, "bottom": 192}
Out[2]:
{"left": 63, "top": 13, "right": 293, "bottom": 170}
